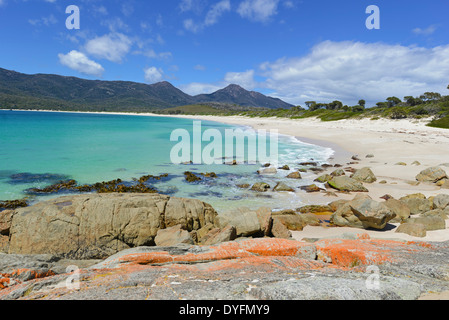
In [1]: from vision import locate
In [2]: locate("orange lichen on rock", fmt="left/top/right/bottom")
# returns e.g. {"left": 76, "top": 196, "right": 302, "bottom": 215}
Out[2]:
{"left": 315, "top": 239, "right": 397, "bottom": 267}
{"left": 0, "top": 278, "right": 10, "bottom": 290}
{"left": 117, "top": 238, "right": 316, "bottom": 267}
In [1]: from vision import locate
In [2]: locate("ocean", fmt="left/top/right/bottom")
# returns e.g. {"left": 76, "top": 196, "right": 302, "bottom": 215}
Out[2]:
{"left": 0, "top": 110, "right": 334, "bottom": 211}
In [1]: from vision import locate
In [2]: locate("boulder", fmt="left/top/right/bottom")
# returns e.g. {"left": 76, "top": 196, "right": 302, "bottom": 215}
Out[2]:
{"left": 422, "top": 209, "right": 448, "bottom": 220}
{"left": 270, "top": 219, "right": 292, "bottom": 239}
{"left": 314, "top": 174, "right": 332, "bottom": 183}
{"left": 328, "top": 200, "right": 349, "bottom": 212}
{"left": 349, "top": 199, "right": 396, "bottom": 230}
{"left": 196, "top": 223, "right": 215, "bottom": 242}
{"left": 395, "top": 223, "right": 427, "bottom": 238}
{"left": 384, "top": 199, "right": 411, "bottom": 223}
{"left": 350, "top": 167, "right": 377, "bottom": 183}
{"left": 416, "top": 167, "right": 447, "bottom": 183}
{"left": 328, "top": 176, "right": 369, "bottom": 192}
{"left": 273, "top": 182, "right": 295, "bottom": 192}
{"left": 272, "top": 215, "right": 305, "bottom": 231}
{"left": 200, "top": 226, "right": 237, "bottom": 246}
{"left": 433, "top": 194, "right": 449, "bottom": 210}
{"left": 251, "top": 182, "right": 270, "bottom": 192}
{"left": 407, "top": 216, "right": 446, "bottom": 231}
{"left": 330, "top": 169, "right": 345, "bottom": 177}
{"left": 214, "top": 207, "right": 261, "bottom": 237}
{"left": 330, "top": 195, "right": 395, "bottom": 230}
{"left": 300, "top": 184, "right": 323, "bottom": 193}
{"left": 399, "top": 194, "right": 433, "bottom": 215}
{"left": 297, "top": 205, "right": 333, "bottom": 215}
{"left": 154, "top": 225, "right": 194, "bottom": 247}
{"left": 4, "top": 193, "right": 217, "bottom": 259}
{"left": 255, "top": 207, "right": 273, "bottom": 236}
{"left": 286, "top": 171, "right": 302, "bottom": 179}
{"left": 257, "top": 167, "right": 277, "bottom": 175}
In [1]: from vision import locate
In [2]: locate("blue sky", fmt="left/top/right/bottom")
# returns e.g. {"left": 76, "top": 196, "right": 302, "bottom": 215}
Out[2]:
{"left": 0, "top": 0, "right": 448, "bottom": 107}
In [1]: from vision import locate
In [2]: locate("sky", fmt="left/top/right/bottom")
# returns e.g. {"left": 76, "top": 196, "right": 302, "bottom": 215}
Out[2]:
{"left": 0, "top": 0, "right": 448, "bottom": 107}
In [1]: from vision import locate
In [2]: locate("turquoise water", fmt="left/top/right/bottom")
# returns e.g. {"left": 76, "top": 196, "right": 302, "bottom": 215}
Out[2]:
{"left": 0, "top": 110, "right": 333, "bottom": 211}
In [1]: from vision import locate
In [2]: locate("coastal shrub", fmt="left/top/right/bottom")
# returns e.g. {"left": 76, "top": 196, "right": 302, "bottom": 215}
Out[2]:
{"left": 384, "top": 107, "right": 408, "bottom": 119}
{"left": 427, "top": 115, "right": 449, "bottom": 129}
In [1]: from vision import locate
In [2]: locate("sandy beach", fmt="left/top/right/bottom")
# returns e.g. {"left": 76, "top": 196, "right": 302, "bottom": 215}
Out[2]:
{"left": 151, "top": 114, "right": 449, "bottom": 243}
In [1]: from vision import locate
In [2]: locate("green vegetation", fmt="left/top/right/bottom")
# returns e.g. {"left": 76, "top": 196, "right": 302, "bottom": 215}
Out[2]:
{"left": 234, "top": 90, "right": 449, "bottom": 129}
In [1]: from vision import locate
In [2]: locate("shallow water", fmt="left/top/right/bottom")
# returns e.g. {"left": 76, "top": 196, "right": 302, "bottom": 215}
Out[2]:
{"left": 0, "top": 110, "right": 334, "bottom": 211}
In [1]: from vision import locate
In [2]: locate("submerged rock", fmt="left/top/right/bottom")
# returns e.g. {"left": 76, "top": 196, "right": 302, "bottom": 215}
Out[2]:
{"left": 184, "top": 171, "right": 202, "bottom": 182}
{"left": 287, "top": 171, "right": 302, "bottom": 179}
{"left": 273, "top": 182, "right": 294, "bottom": 192}
{"left": 251, "top": 182, "right": 270, "bottom": 192}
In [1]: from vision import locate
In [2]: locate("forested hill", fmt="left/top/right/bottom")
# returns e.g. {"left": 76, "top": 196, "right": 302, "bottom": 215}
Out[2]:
{"left": 0, "top": 68, "right": 293, "bottom": 112}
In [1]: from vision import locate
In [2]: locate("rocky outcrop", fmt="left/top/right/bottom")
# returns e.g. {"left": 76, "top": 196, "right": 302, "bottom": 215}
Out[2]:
{"left": 2, "top": 194, "right": 217, "bottom": 259}
{"left": 2, "top": 237, "right": 449, "bottom": 300}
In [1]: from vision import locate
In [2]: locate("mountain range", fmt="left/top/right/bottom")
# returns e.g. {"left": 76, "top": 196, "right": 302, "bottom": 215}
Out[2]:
{"left": 0, "top": 68, "right": 293, "bottom": 112}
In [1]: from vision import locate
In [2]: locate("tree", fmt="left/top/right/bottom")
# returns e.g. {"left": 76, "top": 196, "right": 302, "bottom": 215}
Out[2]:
{"left": 327, "top": 100, "right": 343, "bottom": 110}
{"left": 358, "top": 99, "right": 366, "bottom": 107}
{"left": 420, "top": 92, "right": 441, "bottom": 102}
{"left": 352, "top": 105, "right": 365, "bottom": 112}
{"left": 386, "top": 96, "right": 401, "bottom": 107}
{"left": 291, "top": 106, "right": 304, "bottom": 112}
{"left": 305, "top": 101, "right": 316, "bottom": 109}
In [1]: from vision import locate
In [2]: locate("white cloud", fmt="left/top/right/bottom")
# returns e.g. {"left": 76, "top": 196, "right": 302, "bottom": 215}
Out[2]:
{"left": 259, "top": 41, "right": 449, "bottom": 106}
{"left": 180, "top": 69, "right": 256, "bottom": 95}
{"left": 58, "top": 50, "right": 104, "bottom": 77}
{"left": 412, "top": 25, "right": 437, "bottom": 36}
{"left": 144, "top": 67, "right": 164, "bottom": 83}
{"left": 85, "top": 33, "right": 132, "bottom": 63}
{"left": 183, "top": 0, "right": 231, "bottom": 33}
{"left": 179, "top": 82, "right": 223, "bottom": 95}
{"left": 205, "top": 0, "right": 231, "bottom": 26}
{"left": 237, "top": 0, "right": 280, "bottom": 22}
{"left": 224, "top": 70, "right": 256, "bottom": 89}
{"left": 183, "top": 19, "right": 201, "bottom": 33}
{"left": 134, "top": 49, "right": 172, "bottom": 60}
{"left": 194, "top": 64, "right": 206, "bottom": 71}
{"left": 28, "top": 14, "right": 57, "bottom": 26}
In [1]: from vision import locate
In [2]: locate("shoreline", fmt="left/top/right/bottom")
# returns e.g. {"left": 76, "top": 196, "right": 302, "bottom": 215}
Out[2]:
{"left": 4, "top": 109, "right": 449, "bottom": 243}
